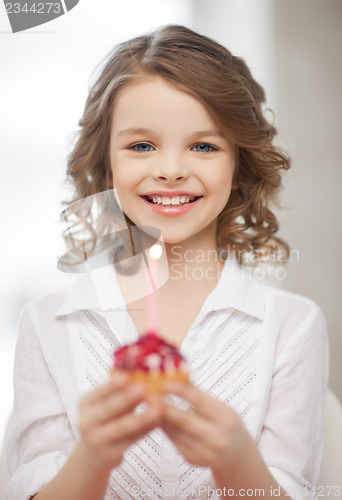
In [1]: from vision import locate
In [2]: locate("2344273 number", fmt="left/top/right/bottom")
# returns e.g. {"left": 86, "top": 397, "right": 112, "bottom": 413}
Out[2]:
{"left": 283, "top": 485, "right": 341, "bottom": 497}
{"left": 304, "top": 486, "right": 341, "bottom": 497}
{"left": 5, "top": 3, "right": 62, "bottom": 14}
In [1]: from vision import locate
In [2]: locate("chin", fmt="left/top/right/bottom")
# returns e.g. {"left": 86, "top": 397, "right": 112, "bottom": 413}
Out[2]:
{"left": 159, "top": 231, "right": 197, "bottom": 246}
{"left": 162, "top": 237, "right": 187, "bottom": 246}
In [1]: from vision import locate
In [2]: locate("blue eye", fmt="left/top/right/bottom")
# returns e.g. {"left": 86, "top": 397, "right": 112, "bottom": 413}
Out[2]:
{"left": 192, "top": 143, "right": 218, "bottom": 153}
{"left": 129, "top": 142, "right": 155, "bottom": 152}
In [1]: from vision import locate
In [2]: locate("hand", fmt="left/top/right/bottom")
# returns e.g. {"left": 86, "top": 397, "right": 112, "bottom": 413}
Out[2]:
{"left": 161, "top": 381, "right": 252, "bottom": 470}
{"left": 78, "top": 372, "right": 163, "bottom": 472}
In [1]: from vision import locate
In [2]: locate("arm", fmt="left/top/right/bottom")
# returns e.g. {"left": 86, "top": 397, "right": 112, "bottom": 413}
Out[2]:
{"left": 161, "top": 381, "right": 287, "bottom": 499}
{"left": 31, "top": 443, "right": 111, "bottom": 500}
{"left": 211, "top": 436, "right": 287, "bottom": 498}
{"left": 257, "top": 302, "right": 329, "bottom": 498}
{"left": 6, "top": 308, "right": 163, "bottom": 500}
{"left": 161, "top": 302, "right": 329, "bottom": 499}
{"left": 33, "top": 376, "right": 163, "bottom": 500}
{"left": 6, "top": 309, "right": 76, "bottom": 500}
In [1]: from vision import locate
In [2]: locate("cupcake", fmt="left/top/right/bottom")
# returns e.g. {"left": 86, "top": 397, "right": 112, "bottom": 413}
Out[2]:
{"left": 112, "top": 332, "right": 189, "bottom": 393}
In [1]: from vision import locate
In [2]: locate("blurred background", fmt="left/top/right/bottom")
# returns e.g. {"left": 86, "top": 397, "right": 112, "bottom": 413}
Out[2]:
{"left": 0, "top": 0, "right": 341, "bottom": 458}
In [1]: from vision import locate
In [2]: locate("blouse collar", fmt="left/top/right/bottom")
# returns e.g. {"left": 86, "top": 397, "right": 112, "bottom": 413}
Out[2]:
{"left": 55, "top": 253, "right": 266, "bottom": 320}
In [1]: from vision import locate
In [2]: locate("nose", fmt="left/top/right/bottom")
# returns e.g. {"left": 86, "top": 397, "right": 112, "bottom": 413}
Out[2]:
{"left": 152, "top": 153, "right": 189, "bottom": 182}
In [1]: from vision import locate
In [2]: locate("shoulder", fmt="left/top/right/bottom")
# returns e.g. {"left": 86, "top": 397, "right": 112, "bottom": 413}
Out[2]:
{"left": 19, "top": 286, "right": 73, "bottom": 335}
{"left": 262, "top": 282, "right": 324, "bottom": 322}
{"left": 21, "top": 288, "right": 67, "bottom": 318}
{"left": 259, "top": 281, "right": 328, "bottom": 355}
{"left": 13, "top": 288, "right": 75, "bottom": 368}
{"left": 20, "top": 271, "right": 95, "bottom": 325}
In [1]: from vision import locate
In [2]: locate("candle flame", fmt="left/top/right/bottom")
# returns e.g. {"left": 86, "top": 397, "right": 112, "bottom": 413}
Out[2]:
{"left": 149, "top": 243, "right": 163, "bottom": 260}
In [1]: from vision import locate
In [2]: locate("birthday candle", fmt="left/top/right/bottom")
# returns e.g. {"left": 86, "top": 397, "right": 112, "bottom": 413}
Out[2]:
{"left": 146, "top": 243, "right": 163, "bottom": 336}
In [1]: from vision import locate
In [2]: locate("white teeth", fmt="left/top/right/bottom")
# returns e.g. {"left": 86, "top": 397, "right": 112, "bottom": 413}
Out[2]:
{"left": 146, "top": 195, "right": 199, "bottom": 206}
{"left": 161, "top": 196, "right": 171, "bottom": 205}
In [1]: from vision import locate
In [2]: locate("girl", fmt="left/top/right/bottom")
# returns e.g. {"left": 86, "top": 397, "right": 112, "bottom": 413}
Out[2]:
{"left": 6, "top": 25, "right": 328, "bottom": 500}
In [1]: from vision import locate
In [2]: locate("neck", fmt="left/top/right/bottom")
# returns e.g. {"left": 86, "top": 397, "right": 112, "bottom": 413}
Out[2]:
{"left": 163, "top": 227, "right": 224, "bottom": 285}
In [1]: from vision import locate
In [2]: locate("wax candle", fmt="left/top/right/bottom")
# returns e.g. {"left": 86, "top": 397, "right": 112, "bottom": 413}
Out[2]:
{"left": 146, "top": 243, "right": 163, "bottom": 336}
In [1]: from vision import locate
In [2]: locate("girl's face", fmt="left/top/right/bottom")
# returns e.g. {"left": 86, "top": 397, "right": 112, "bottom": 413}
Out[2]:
{"left": 109, "top": 76, "right": 235, "bottom": 246}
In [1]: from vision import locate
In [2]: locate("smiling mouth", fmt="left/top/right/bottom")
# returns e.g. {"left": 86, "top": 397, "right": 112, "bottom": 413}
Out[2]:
{"left": 141, "top": 195, "right": 202, "bottom": 206}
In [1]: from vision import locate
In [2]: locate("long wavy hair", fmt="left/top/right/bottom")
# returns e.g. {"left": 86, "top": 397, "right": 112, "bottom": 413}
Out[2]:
{"left": 65, "top": 24, "right": 290, "bottom": 265}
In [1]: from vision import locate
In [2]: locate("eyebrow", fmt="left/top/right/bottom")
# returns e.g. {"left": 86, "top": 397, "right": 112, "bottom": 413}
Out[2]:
{"left": 117, "top": 127, "right": 226, "bottom": 139}
{"left": 118, "top": 127, "right": 154, "bottom": 137}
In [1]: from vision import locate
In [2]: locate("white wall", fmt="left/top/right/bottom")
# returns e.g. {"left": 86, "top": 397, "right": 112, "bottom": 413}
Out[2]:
{"left": 190, "top": 0, "right": 342, "bottom": 401}
{"left": 272, "top": 0, "right": 342, "bottom": 400}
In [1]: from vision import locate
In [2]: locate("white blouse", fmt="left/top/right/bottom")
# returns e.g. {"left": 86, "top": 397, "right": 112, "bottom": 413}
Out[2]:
{"left": 5, "top": 256, "right": 329, "bottom": 500}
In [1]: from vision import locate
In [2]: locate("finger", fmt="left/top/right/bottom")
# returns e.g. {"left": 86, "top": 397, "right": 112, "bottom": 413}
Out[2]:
{"left": 161, "top": 420, "right": 220, "bottom": 468}
{"left": 161, "top": 403, "right": 213, "bottom": 439}
{"left": 115, "top": 397, "right": 165, "bottom": 450}
{"left": 163, "top": 381, "right": 229, "bottom": 421}
{"left": 162, "top": 422, "right": 208, "bottom": 455}
{"left": 94, "top": 397, "right": 163, "bottom": 445}
{"left": 92, "top": 383, "right": 148, "bottom": 424}
{"left": 81, "top": 372, "right": 129, "bottom": 406}
{"left": 161, "top": 402, "right": 248, "bottom": 463}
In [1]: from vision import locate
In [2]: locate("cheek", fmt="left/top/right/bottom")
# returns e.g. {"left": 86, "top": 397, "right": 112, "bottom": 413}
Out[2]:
{"left": 111, "top": 167, "right": 141, "bottom": 216}
{"left": 111, "top": 165, "right": 134, "bottom": 195}
{"left": 111, "top": 154, "right": 145, "bottom": 192}
{"left": 206, "top": 166, "right": 234, "bottom": 198}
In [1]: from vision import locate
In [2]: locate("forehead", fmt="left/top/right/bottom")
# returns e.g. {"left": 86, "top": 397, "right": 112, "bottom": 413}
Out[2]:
{"left": 110, "top": 76, "right": 221, "bottom": 134}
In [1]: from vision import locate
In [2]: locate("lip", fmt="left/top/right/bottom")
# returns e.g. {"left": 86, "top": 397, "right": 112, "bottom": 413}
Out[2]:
{"left": 140, "top": 190, "right": 202, "bottom": 197}
{"left": 139, "top": 194, "right": 203, "bottom": 217}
